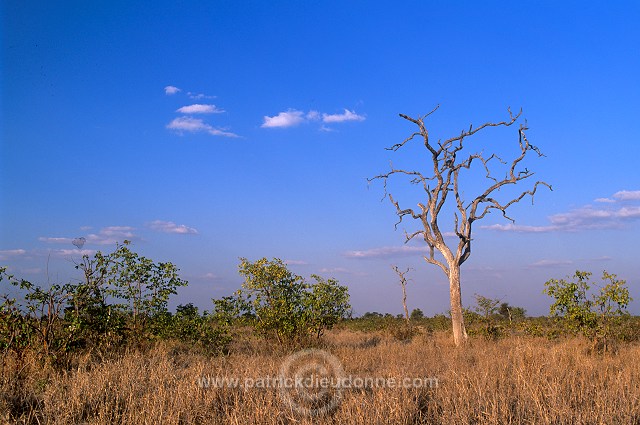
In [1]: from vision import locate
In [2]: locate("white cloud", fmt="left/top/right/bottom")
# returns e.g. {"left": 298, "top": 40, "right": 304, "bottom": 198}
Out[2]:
{"left": 166, "top": 117, "right": 239, "bottom": 137}
{"left": 306, "top": 111, "right": 321, "bottom": 121}
{"left": 319, "top": 267, "right": 350, "bottom": 273}
{"left": 483, "top": 189, "right": 640, "bottom": 233}
{"left": 317, "top": 267, "right": 367, "bottom": 277}
{"left": 50, "top": 249, "right": 97, "bottom": 257}
{"left": 1, "top": 248, "right": 96, "bottom": 261}
{"left": 176, "top": 104, "right": 225, "bottom": 114}
{"left": 188, "top": 92, "right": 216, "bottom": 100}
{"left": 481, "top": 223, "right": 558, "bottom": 233}
{"left": 319, "top": 125, "right": 337, "bottom": 133}
{"left": 38, "top": 237, "right": 72, "bottom": 244}
{"left": 483, "top": 205, "right": 640, "bottom": 233}
{"left": 595, "top": 190, "right": 640, "bottom": 203}
{"left": 167, "top": 116, "right": 212, "bottom": 132}
{"left": 148, "top": 220, "right": 198, "bottom": 235}
{"left": 21, "top": 248, "right": 97, "bottom": 259}
{"left": 0, "top": 249, "right": 27, "bottom": 260}
{"left": 344, "top": 245, "right": 428, "bottom": 259}
{"left": 586, "top": 256, "right": 612, "bottom": 262}
{"left": 261, "top": 108, "right": 366, "bottom": 129}
{"left": 549, "top": 205, "right": 640, "bottom": 229}
{"left": 39, "top": 226, "right": 138, "bottom": 247}
{"left": 90, "top": 226, "right": 137, "bottom": 244}
{"left": 617, "top": 206, "right": 640, "bottom": 218}
{"left": 613, "top": 190, "right": 640, "bottom": 201}
{"left": 261, "top": 110, "right": 306, "bottom": 128}
{"left": 284, "top": 259, "right": 309, "bottom": 265}
{"left": 164, "top": 85, "right": 181, "bottom": 95}
{"left": 322, "top": 109, "right": 366, "bottom": 123}
{"left": 209, "top": 128, "right": 238, "bottom": 137}
{"left": 528, "top": 259, "right": 573, "bottom": 268}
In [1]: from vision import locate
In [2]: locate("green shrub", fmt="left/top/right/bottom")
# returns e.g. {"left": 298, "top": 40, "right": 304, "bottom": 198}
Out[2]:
{"left": 544, "top": 270, "right": 632, "bottom": 350}
{"left": 213, "top": 257, "right": 351, "bottom": 345}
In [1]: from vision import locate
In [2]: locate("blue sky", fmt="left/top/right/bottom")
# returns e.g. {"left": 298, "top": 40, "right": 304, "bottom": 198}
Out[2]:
{"left": 1, "top": 1, "right": 639, "bottom": 316}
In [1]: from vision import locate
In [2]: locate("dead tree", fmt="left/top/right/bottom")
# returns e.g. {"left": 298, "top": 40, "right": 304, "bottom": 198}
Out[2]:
{"left": 371, "top": 106, "right": 551, "bottom": 346}
{"left": 392, "top": 265, "right": 412, "bottom": 322}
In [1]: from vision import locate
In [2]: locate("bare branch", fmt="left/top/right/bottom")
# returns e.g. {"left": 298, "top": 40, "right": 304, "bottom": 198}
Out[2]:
{"left": 370, "top": 106, "right": 550, "bottom": 347}
{"left": 372, "top": 110, "right": 552, "bottom": 260}
{"left": 424, "top": 254, "right": 449, "bottom": 276}
{"left": 372, "top": 108, "right": 551, "bottom": 278}
{"left": 385, "top": 131, "right": 422, "bottom": 152}
{"left": 472, "top": 180, "right": 553, "bottom": 222}
{"left": 441, "top": 108, "right": 522, "bottom": 148}
{"left": 388, "top": 194, "right": 423, "bottom": 230}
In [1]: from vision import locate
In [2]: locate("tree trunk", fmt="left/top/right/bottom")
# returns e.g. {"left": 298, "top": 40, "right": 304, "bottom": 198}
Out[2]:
{"left": 448, "top": 265, "right": 468, "bottom": 346}
{"left": 402, "top": 284, "right": 410, "bottom": 322}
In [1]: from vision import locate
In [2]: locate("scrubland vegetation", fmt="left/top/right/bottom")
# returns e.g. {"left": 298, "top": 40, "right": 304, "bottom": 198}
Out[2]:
{"left": 2, "top": 244, "right": 638, "bottom": 424}
{"left": 2, "top": 325, "right": 640, "bottom": 424}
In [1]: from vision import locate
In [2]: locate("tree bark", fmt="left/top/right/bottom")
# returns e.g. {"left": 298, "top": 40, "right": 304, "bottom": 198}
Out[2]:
{"left": 402, "top": 284, "right": 410, "bottom": 322}
{"left": 448, "top": 265, "right": 468, "bottom": 346}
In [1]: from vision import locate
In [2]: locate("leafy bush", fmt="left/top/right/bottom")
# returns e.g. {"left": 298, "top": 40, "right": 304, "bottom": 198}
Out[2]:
{"left": 91, "top": 241, "right": 188, "bottom": 339}
{"left": 498, "top": 302, "right": 526, "bottom": 322}
{"left": 0, "top": 243, "right": 220, "bottom": 364}
{"left": 305, "top": 274, "right": 351, "bottom": 338}
{"left": 410, "top": 308, "right": 424, "bottom": 320}
{"left": 1, "top": 269, "right": 82, "bottom": 362}
{"left": 213, "top": 257, "right": 351, "bottom": 345}
{"left": 544, "top": 270, "right": 632, "bottom": 350}
{"left": 470, "top": 294, "right": 504, "bottom": 340}
{"left": 152, "top": 304, "right": 231, "bottom": 354}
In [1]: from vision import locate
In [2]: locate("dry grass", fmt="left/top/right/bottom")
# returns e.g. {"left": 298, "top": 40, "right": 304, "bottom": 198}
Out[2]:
{"left": 2, "top": 330, "right": 640, "bottom": 424}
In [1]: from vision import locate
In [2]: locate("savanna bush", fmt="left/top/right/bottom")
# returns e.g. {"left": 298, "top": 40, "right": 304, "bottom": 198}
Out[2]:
{"left": 212, "top": 257, "right": 351, "bottom": 345}
{"left": 544, "top": 270, "right": 632, "bottom": 350}
{"left": 0, "top": 242, "right": 226, "bottom": 365}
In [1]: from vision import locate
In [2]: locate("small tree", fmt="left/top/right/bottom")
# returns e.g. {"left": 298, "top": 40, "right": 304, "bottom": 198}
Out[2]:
{"left": 473, "top": 294, "right": 500, "bottom": 320}
{"left": 212, "top": 294, "right": 252, "bottom": 325}
{"left": 391, "top": 266, "right": 412, "bottom": 322}
{"left": 410, "top": 308, "right": 424, "bottom": 320}
{"left": 103, "top": 241, "right": 187, "bottom": 336}
{"left": 0, "top": 268, "right": 74, "bottom": 360}
{"left": 498, "top": 302, "right": 526, "bottom": 322}
{"left": 162, "top": 303, "right": 231, "bottom": 354}
{"left": 305, "top": 275, "right": 351, "bottom": 338}
{"left": 71, "top": 253, "right": 121, "bottom": 348}
{"left": 230, "top": 257, "right": 351, "bottom": 344}
{"left": 473, "top": 294, "right": 502, "bottom": 339}
{"left": 371, "top": 106, "right": 550, "bottom": 346}
{"left": 237, "top": 257, "right": 308, "bottom": 343}
{"left": 544, "top": 270, "right": 632, "bottom": 345}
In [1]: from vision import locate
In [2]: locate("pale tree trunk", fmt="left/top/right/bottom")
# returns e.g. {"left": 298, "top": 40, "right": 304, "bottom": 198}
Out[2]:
{"left": 402, "top": 284, "right": 410, "bottom": 322}
{"left": 392, "top": 266, "right": 412, "bottom": 323}
{"left": 448, "top": 265, "right": 467, "bottom": 346}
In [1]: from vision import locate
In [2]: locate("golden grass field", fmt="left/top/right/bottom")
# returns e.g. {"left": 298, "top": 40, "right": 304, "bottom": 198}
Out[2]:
{"left": 2, "top": 328, "right": 640, "bottom": 424}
